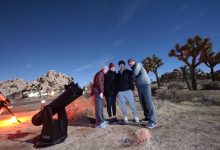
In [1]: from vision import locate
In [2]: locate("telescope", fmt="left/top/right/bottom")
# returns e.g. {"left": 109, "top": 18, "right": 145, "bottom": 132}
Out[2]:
{"left": 31, "top": 82, "right": 83, "bottom": 147}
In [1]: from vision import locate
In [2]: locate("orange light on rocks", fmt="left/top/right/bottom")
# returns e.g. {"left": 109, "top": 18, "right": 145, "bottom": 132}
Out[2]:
{"left": 0, "top": 116, "right": 30, "bottom": 128}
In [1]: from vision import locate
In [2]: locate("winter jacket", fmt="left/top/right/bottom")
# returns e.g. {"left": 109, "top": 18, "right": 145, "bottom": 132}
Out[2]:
{"left": 104, "top": 70, "right": 118, "bottom": 97}
{"left": 117, "top": 69, "right": 134, "bottom": 91}
{"left": 131, "top": 63, "right": 151, "bottom": 88}
{"left": 91, "top": 70, "right": 104, "bottom": 95}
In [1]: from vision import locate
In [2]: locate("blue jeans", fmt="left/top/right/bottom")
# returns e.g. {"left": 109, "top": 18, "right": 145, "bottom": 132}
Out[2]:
{"left": 94, "top": 93, "right": 105, "bottom": 125}
{"left": 117, "top": 90, "right": 138, "bottom": 117}
{"left": 137, "top": 84, "right": 156, "bottom": 124}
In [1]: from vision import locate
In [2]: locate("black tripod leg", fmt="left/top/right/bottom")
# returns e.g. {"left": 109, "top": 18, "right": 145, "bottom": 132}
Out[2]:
{"left": 4, "top": 106, "right": 21, "bottom": 123}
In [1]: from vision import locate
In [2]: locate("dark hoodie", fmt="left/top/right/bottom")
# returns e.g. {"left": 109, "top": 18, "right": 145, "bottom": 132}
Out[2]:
{"left": 104, "top": 70, "right": 118, "bottom": 97}
{"left": 117, "top": 69, "right": 134, "bottom": 91}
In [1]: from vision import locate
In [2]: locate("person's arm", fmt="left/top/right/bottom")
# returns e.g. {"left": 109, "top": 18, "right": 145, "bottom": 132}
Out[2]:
{"left": 132, "top": 63, "right": 141, "bottom": 77}
{"left": 104, "top": 74, "right": 107, "bottom": 96}
{"left": 129, "top": 71, "right": 135, "bottom": 91}
{"left": 114, "top": 73, "right": 119, "bottom": 95}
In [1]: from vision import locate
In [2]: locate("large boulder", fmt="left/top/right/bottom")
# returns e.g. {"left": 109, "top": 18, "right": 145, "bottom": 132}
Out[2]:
{"left": 28, "top": 70, "right": 73, "bottom": 94}
{"left": 0, "top": 70, "right": 74, "bottom": 99}
{"left": 0, "top": 78, "right": 29, "bottom": 96}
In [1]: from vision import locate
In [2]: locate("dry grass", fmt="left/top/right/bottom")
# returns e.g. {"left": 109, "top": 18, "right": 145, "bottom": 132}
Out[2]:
{"left": 167, "top": 81, "right": 185, "bottom": 90}
{"left": 201, "top": 81, "right": 220, "bottom": 90}
{"left": 156, "top": 87, "right": 180, "bottom": 103}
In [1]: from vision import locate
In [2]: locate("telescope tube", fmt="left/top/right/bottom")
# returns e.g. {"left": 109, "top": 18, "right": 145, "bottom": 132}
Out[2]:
{"left": 32, "top": 82, "right": 83, "bottom": 126}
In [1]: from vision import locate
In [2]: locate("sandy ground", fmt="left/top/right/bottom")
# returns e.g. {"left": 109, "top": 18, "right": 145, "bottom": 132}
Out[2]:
{"left": 0, "top": 90, "right": 220, "bottom": 150}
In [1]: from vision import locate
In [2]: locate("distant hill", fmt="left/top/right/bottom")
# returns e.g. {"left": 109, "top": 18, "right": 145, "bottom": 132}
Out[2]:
{"left": 0, "top": 70, "right": 73, "bottom": 98}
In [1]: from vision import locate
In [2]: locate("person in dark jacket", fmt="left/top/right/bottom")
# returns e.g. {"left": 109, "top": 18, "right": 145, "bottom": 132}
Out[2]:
{"left": 117, "top": 60, "right": 139, "bottom": 124}
{"left": 104, "top": 63, "right": 118, "bottom": 123}
{"left": 128, "top": 58, "right": 157, "bottom": 129}
{"left": 91, "top": 66, "right": 109, "bottom": 128}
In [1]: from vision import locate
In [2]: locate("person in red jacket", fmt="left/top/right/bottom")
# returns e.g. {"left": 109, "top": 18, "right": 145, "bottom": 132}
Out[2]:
{"left": 0, "top": 92, "right": 10, "bottom": 116}
{"left": 91, "top": 66, "right": 108, "bottom": 128}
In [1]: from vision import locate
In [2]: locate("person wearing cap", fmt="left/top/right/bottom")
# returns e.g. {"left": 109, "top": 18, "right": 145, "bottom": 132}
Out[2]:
{"left": 91, "top": 66, "right": 109, "bottom": 128}
{"left": 117, "top": 60, "right": 139, "bottom": 124}
{"left": 104, "top": 63, "right": 118, "bottom": 124}
{"left": 128, "top": 59, "right": 157, "bottom": 129}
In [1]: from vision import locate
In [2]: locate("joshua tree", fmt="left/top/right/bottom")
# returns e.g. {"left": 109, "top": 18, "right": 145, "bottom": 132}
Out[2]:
{"left": 142, "top": 54, "right": 164, "bottom": 87}
{"left": 204, "top": 51, "right": 220, "bottom": 81}
{"left": 180, "top": 66, "right": 191, "bottom": 90}
{"left": 180, "top": 65, "right": 206, "bottom": 90}
{"left": 169, "top": 35, "right": 212, "bottom": 90}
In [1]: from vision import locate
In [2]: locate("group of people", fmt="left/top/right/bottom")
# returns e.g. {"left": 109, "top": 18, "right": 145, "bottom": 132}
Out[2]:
{"left": 91, "top": 59, "right": 157, "bottom": 129}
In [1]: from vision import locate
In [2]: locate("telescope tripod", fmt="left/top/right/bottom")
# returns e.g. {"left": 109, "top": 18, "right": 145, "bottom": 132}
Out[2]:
{"left": 0, "top": 101, "right": 21, "bottom": 123}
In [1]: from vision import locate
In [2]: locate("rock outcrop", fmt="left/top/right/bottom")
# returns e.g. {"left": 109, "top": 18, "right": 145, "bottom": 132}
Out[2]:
{"left": 0, "top": 70, "right": 73, "bottom": 98}
{"left": 0, "top": 78, "right": 29, "bottom": 96}
{"left": 29, "top": 70, "right": 73, "bottom": 93}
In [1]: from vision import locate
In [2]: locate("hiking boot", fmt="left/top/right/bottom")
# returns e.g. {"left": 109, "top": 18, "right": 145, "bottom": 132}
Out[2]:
{"left": 146, "top": 123, "right": 157, "bottom": 129}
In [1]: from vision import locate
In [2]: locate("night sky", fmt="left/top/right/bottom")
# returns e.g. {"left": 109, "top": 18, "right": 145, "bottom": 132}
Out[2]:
{"left": 0, "top": 0, "right": 220, "bottom": 86}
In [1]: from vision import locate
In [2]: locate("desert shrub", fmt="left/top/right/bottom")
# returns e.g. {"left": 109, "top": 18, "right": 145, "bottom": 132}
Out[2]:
{"left": 196, "top": 95, "right": 217, "bottom": 106}
{"left": 156, "top": 88, "right": 180, "bottom": 102}
{"left": 156, "top": 88, "right": 167, "bottom": 101}
{"left": 151, "top": 86, "right": 158, "bottom": 96}
{"left": 167, "top": 81, "right": 185, "bottom": 90}
{"left": 198, "top": 95, "right": 214, "bottom": 102}
{"left": 202, "top": 81, "right": 220, "bottom": 90}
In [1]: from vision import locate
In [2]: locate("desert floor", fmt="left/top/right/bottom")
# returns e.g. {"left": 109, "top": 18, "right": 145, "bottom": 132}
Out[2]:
{"left": 0, "top": 89, "right": 220, "bottom": 150}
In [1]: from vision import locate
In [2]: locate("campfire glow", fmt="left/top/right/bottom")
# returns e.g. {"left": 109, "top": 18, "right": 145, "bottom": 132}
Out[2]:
{"left": 0, "top": 115, "right": 30, "bottom": 128}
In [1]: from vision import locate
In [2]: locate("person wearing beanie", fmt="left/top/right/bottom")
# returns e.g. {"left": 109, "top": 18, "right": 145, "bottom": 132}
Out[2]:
{"left": 128, "top": 58, "right": 157, "bottom": 129}
{"left": 91, "top": 66, "right": 109, "bottom": 128}
{"left": 117, "top": 60, "right": 139, "bottom": 124}
{"left": 104, "top": 63, "right": 118, "bottom": 124}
